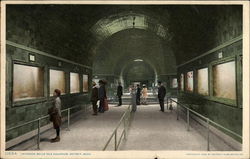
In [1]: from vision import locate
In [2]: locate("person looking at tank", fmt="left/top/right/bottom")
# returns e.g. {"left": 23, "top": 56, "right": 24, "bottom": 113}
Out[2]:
{"left": 48, "top": 89, "right": 62, "bottom": 142}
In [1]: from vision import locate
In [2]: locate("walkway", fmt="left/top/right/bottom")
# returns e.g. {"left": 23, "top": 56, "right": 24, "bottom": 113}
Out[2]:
{"left": 10, "top": 103, "right": 234, "bottom": 151}
{"left": 11, "top": 104, "right": 128, "bottom": 151}
{"left": 119, "top": 104, "right": 234, "bottom": 151}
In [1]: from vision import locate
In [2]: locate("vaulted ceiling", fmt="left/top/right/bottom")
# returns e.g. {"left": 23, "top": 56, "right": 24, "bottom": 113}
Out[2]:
{"left": 7, "top": 5, "right": 242, "bottom": 68}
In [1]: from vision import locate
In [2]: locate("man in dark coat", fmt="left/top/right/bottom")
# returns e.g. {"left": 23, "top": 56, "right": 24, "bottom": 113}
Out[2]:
{"left": 158, "top": 81, "right": 166, "bottom": 112}
{"left": 117, "top": 82, "right": 123, "bottom": 106}
{"left": 136, "top": 84, "right": 141, "bottom": 105}
{"left": 91, "top": 81, "right": 99, "bottom": 115}
{"left": 98, "top": 80, "right": 106, "bottom": 113}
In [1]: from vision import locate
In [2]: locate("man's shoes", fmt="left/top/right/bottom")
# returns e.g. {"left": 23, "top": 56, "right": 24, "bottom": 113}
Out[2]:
{"left": 51, "top": 136, "right": 60, "bottom": 143}
{"left": 50, "top": 137, "right": 57, "bottom": 141}
{"left": 92, "top": 113, "right": 97, "bottom": 115}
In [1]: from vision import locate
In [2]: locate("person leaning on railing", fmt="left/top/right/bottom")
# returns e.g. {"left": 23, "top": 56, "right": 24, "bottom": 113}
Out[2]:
{"left": 48, "top": 89, "right": 62, "bottom": 142}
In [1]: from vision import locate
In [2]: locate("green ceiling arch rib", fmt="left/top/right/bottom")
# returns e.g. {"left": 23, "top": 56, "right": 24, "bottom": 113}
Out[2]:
{"left": 91, "top": 11, "right": 170, "bottom": 41}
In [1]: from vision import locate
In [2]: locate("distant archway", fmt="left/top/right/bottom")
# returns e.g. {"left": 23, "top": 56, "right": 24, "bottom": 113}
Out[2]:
{"left": 119, "top": 59, "right": 158, "bottom": 88}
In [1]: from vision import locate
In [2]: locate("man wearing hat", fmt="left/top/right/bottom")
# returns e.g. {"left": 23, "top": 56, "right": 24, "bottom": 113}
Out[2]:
{"left": 116, "top": 82, "right": 123, "bottom": 106}
{"left": 98, "top": 80, "right": 106, "bottom": 113}
{"left": 158, "top": 81, "right": 166, "bottom": 112}
{"left": 136, "top": 84, "right": 141, "bottom": 105}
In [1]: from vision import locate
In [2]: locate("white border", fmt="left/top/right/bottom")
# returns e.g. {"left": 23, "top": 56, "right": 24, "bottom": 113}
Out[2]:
{"left": 1, "top": 1, "right": 249, "bottom": 159}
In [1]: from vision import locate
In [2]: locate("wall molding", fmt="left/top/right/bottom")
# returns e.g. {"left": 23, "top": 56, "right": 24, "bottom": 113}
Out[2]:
{"left": 158, "top": 73, "right": 177, "bottom": 76}
{"left": 6, "top": 40, "right": 92, "bottom": 69}
{"left": 177, "top": 35, "right": 242, "bottom": 68}
{"left": 93, "top": 74, "right": 119, "bottom": 77}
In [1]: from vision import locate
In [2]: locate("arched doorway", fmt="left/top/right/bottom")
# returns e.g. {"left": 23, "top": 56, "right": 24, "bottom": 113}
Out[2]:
{"left": 120, "top": 59, "right": 157, "bottom": 90}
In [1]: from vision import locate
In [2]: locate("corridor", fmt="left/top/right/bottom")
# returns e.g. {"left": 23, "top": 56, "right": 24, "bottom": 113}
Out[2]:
{"left": 2, "top": 2, "right": 247, "bottom": 159}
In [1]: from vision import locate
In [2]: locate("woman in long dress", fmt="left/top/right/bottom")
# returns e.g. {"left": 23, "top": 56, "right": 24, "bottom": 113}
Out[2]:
{"left": 141, "top": 84, "right": 148, "bottom": 105}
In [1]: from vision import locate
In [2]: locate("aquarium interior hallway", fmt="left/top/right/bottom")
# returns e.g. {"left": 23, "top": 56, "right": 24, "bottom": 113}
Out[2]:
{"left": 5, "top": 5, "right": 243, "bottom": 152}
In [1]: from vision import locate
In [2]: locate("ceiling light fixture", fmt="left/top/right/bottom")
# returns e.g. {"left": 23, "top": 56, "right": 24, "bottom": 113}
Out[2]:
{"left": 134, "top": 59, "right": 143, "bottom": 62}
{"left": 133, "top": 16, "right": 136, "bottom": 28}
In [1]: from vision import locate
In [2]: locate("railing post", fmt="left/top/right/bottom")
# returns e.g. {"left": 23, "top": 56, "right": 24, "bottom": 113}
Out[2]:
{"left": 206, "top": 118, "right": 210, "bottom": 151}
{"left": 127, "top": 107, "right": 130, "bottom": 126}
{"left": 37, "top": 118, "right": 41, "bottom": 150}
{"left": 124, "top": 115, "right": 127, "bottom": 140}
{"left": 67, "top": 108, "right": 70, "bottom": 131}
{"left": 103, "top": 105, "right": 132, "bottom": 151}
{"left": 85, "top": 104, "right": 87, "bottom": 114}
{"left": 187, "top": 109, "right": 190, "bottom": 131}
{"left": 177, "top": 103, "right": 179, "bottom": 120}
{"left": 128, "top": 106, "right": 130, "bottom": 125}
{"left": 115, "top": 130, "right": 117, "bottom": 151}
{"left": 170, "top": 98, "right": 173, "bottom": 111}
{"left": 166, "top": 97, "right": 168, "bottom": 110}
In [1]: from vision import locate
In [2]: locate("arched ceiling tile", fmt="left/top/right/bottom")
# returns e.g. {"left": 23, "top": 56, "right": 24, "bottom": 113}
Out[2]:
{"left": 91, "top": 12, "right": 168, "bottom": 41}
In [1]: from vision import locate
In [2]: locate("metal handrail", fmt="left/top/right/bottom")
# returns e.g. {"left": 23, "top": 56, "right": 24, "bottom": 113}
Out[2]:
{"left": 103, "top": 104, "right": 132, "bottom": 151}
{"left": 7, "top": 104, "right": 83, "bottom": 131}
{"left": 209, "top": 119, "right": 242, "bottom": 139}
{"left": 166, "top": 97, "right": 242, "bottom": 151}
{"left": 7, "top": 104, "right": 88, "bottom": 149}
